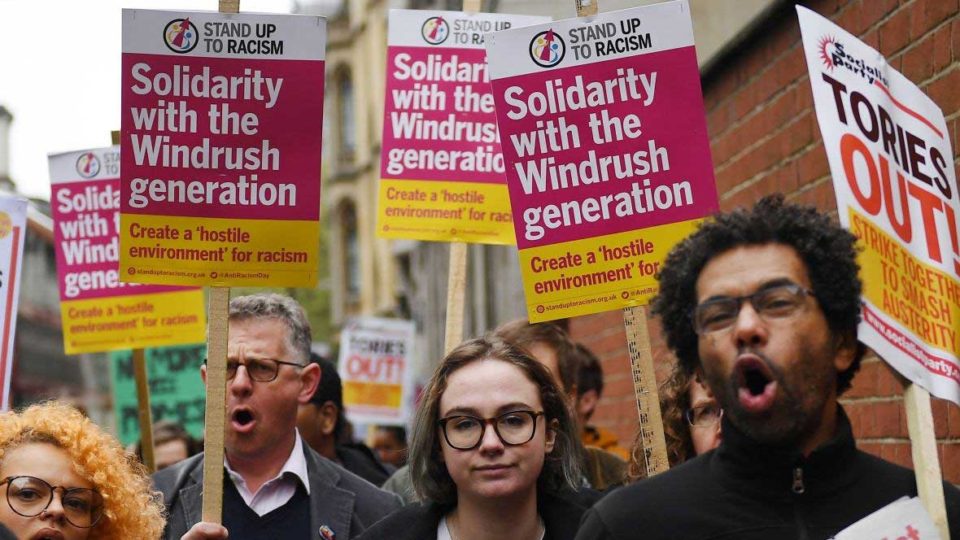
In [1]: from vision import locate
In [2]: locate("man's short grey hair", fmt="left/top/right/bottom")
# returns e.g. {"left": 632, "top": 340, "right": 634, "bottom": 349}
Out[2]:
{"left": 228, "top": 293, "right": 312, "bottom": 364}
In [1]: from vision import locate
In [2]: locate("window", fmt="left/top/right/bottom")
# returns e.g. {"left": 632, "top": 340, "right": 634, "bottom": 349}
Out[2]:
{"left": 336, "top": 68, "right": 355, "bottom": 164}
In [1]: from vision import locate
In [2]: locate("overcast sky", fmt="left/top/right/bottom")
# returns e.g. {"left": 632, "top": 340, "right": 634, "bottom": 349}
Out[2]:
{"left": 0, "top": 0, "right": 297, "bottom": 200}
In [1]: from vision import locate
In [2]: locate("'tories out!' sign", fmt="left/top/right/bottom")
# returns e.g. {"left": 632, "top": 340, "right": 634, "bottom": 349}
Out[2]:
{"left": 485, "top": 1, "right": 718, "bottom": 322}
{"left": 799, "top": 6, "right": 960, "bottom": 405}
{"left": 338, "top": 317, "right": 416, "bottom": 425}
{"left": 119, "top": 9, "right": 326, "bottom": 287}
{"left": 377, "top": 10, "right": 548, "bottom": 244}
{"left": 49, "top": 147, "right": 206, "bottom": 354}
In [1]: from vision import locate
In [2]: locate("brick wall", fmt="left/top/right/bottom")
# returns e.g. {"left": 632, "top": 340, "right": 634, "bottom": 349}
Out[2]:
{"left": 573, "top": 0, "right": 960, "bottom": 483}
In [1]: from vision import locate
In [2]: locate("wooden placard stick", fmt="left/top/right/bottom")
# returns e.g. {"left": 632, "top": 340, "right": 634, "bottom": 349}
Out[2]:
{"left": 198, "top": 1, "right": 239, "bottom": 525}
{"left": 202, "top": 287, "right": 230, "bottom": 523}
{"left": 442, "top": 0, "right": 482, "bottom": 354}
{"left": 622, "top": 306, "right": 669, "bottom": 477}
{"left": 569, "top": 0, "right": 669, "bottom": 478}
{"left": 132, "top": 348, "right": 156, "bottom": 472}
{"left": 904, "top": 383, "right": 950, "bottom": 539}
{"left": 111, "top": 131, "right": 157, "bottom": 473}
{"left": 444, "top": 242, "right": 468, "bottom": 355}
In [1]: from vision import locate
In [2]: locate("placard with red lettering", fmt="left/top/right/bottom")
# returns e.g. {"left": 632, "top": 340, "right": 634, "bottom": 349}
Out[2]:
{"left": 832, "top": 497, "right": 937, "bottom": 539}
{"left": 0, "top": 196, "right": 26, "bottom": 411}
{"left": 377, "top": 9, "right": 548, "bottom": 244}
{"left": 799, "top": 7, "right": 960, "bottom": 405}
{"left": 338, "top": 317, "right": 415, "bottom": 425}
{"left": 485, "top": 0, "right": 718, "bottom": 322}
{"left": 120, "top": 9, "right": 325, "bottom": 287}
{"left": 49, "top": 147, "right": 206, "bottom": 355}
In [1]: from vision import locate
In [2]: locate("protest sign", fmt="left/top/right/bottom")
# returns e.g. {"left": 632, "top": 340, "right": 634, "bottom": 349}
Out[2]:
{"left": 109, "top": 345, "right": 206, "bottom": 446}
{"left": 485, "top": 0, "right": 718, "bottom": 323}
{"left": 49, "top": 146, "right": 206, "bottom": 354}
{"left": 338, "top": 317, "right": 416, "bottom": 425}
{"left": 119, "top": 9, "right": 326, "bottom": 287}
{"left": 377, "top": 9, "right": 548, "bottom": 245}
{"left": 799, "top": 7, "right": 960, "bottom": 406}
{"left": 832, "top": 497, "right": 939, "bottom": 540}
{"left": 0, "top": 197, "right": 26, "bottom": 411}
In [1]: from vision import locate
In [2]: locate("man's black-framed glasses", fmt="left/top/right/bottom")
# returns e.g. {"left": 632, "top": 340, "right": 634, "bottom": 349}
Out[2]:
{"left": 0, "top": 476, "right": 104, "bottom": 528}
{"left": 205, "top": 357, "right": 305, "bottom": 382}
{"left": 438, "top": 410, "right": 544, "bottom": 450}
{"left": 692, "top": 283, "right": 816, "bottom": 335}
{"left": 684, "top": 403, "right": 723, "bottom": 428}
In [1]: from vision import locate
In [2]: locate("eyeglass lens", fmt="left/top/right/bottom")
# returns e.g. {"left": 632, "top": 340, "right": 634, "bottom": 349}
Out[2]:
{"left": 226, "top": 358, "right": 280, "bottom": 382}
{"left": 442, "top": 411, "right": 539, "bottom": 449}
{"left": 686, "top": 405, "right": 722, "bottom": 427}
{"left": 5, "top": 476, "right": 103, "bottom": 528}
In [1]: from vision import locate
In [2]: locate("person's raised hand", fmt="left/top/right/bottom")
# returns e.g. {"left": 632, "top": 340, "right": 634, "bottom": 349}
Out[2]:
{"left": 180, "top": 522, "right": 228, "bottom": 540}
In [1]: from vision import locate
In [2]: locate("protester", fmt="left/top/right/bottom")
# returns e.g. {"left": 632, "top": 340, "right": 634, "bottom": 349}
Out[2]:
{"left": 154, "top": 293, "right": 401, "bottom": 540}
{"left": 625, "top": 366, "right": 722, "bottom": 482}
{"left": 372, "top": 425, "right": 408, "bottom": 468}
{"left": 0, "top": 401, "right": 165, "bottom": 540}
{"left": 357, "top": 336, "right": 596, "bottom": 540}
{"left": 574, "top": 344, "right": 629, "bottom": 460}
{"left": 297, "top": 354, "right": 394, "bottom": 486}
{"left": 575, "top": 196, "right": 960, "bottom": 539}
{"left": 136, "top": 419, "right": 201, "bottom": 471}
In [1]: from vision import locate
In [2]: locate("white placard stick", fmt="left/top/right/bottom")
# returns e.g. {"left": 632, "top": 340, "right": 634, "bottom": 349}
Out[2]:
{"left": 904, "top": 383, "right": 950, "bottom": 539}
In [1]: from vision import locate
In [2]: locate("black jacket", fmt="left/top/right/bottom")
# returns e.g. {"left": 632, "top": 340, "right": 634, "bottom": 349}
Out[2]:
{"left": 153, "top": 445, "right": 402, "bottom": 540}
{"left": 358, "top": 488, "right": 600, "bottom": 540}
{"left": 575, "top": 407, "right": 960, "bottom": 540}
{"left": 337, "top": 443, "right": 395, "bottom": 487}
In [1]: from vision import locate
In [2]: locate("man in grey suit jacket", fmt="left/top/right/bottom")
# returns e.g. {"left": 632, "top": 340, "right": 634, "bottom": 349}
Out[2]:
{"left": 154, "top": 294, "right": 401, "bottom": 539}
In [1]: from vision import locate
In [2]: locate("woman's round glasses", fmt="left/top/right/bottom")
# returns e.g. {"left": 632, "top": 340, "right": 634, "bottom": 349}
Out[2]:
{"left": 684, "top": 404, "right": 723, "bottom": 428}
{"left": 0, "top": 475, "right": 104, "bottom": 528}
{"left": 438, "top": 410, "right": 544, "bottom": 450}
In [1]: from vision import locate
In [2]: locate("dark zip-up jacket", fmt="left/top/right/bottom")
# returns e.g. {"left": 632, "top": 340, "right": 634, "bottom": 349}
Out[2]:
{"left": 358, "top": 488, "right": 601, "bottom": 540}
{"left": 574, "top": 407, "right": 960, "bottom": 540}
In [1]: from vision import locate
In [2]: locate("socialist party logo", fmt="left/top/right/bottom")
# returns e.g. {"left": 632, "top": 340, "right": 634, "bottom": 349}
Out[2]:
{"left": 530, "top": 29, "right": 565, "bottom": 68}
{"left": 75, "top": 152, "right": 101, "bottom": 179}
{"left": 164, "top": 18, "right": 199, "bottom": 54}
{"left": 421, "top": 16, "right": 449, "bottom": 45}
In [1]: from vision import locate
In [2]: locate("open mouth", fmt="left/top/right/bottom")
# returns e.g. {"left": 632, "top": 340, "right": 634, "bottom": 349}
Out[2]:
{"left": 734, "top": 356, "right": 777, "bottom": 413}
{"left": 231, "top": 408, "right": 256, "bottom": 431}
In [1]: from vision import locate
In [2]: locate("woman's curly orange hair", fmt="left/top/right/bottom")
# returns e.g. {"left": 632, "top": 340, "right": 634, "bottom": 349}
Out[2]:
{"left": 0, "top": 401, "right": 165, "bottom": 539}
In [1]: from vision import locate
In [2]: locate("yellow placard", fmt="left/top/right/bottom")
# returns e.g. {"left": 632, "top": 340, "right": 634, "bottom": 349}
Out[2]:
{"left": 119, "top": 215, "right": 318, "bottom": 287}
{"left": 376, "top": 179, "right": 515, "bottom": 244}
{"left": 343, "top": 381, "right": 403, "bottom": 409}
{"left": 520, "top": 219, "right": 703, "bottom": 322}
{"left": 61, "top": 289, "right": 206, "bottom": 355}
{"left": 851, "top": 208, "right": 960, "bottom": 356}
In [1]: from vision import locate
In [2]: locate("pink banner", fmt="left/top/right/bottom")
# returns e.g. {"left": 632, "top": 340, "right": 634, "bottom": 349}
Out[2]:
{"left": 120, "top": 55, "right": 324, "bottom": 221}
{"left": 493, "top": 47, "right": 718, "bottom": 249}
{"left": 52, "top": 177, "right": 185, "bottom": 301}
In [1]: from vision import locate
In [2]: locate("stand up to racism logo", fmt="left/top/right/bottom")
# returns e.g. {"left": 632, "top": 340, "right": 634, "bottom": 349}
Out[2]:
{"left": 529, "top": 29, "right": 565, "bottom": 68}
{"left": 421, "top": 16, "right": 449, "bottom": 45}
{"left": 164, "top": 18, "right": 199, "bottom": 54}
{"left": 75, "top": 152, "right": 101, "bottom": 179}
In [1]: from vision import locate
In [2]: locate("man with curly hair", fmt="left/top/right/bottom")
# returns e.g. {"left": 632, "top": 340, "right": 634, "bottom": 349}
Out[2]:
{"left": 576, "top": 195, "right": 960, "bottom": 539}
{"left": 154, "top": 293, "right": 401, "bottom": 540}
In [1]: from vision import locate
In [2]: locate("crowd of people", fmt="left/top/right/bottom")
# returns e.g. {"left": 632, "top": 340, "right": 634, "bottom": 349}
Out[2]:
{"left": 0, "top": 197, "right": 957, "bottom": 539}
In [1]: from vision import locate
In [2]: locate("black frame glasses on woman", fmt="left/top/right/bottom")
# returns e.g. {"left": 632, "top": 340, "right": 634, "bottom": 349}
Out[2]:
{"left": 0, "top": 475, "right": 104, "bottom": 528}
{"left": 438, "top": 410, "right": 545, "bottom": 450}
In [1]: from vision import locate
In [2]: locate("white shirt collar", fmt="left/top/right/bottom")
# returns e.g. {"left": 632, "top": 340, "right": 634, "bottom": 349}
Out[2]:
{"left": 224, "top": 430, "right": 312, "bottom": 496}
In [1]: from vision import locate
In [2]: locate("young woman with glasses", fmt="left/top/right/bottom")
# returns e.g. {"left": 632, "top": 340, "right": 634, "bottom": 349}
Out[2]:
{"left": 358, "top": 336, "right": 593, "bottom": 540}
{"left": 0, "top": 401, "right": 165, "bottom": 539}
